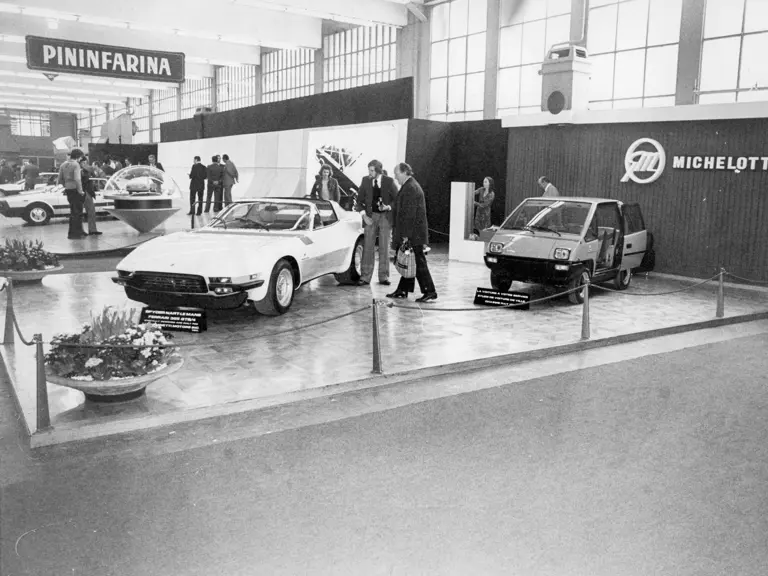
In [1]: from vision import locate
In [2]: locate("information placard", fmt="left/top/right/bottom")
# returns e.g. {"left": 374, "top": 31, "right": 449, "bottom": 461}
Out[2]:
{"left": 139, "top": 307, "right": 207, "bottom": 333}
{"left": 473, "top": 288, "right": 530, "bottom": 310}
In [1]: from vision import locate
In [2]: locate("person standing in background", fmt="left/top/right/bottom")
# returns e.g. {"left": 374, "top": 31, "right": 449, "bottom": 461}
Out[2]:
{"left": 58, "top": 149, "right": 86, "bottom": 240}
{"left": 310, "top": 164, "right": 340, "bottom": 202}
{"left": 0, "top": 159, "right": 13, "bottom": 184}
{"left": 222, "top": 154, "right": 239, "bottom": 207}
{"left": 102, "top": 156, "right": 115, "bottom": 177}
{"left": 125, "top": 157, "right": 133, "bottom": 167}
{"left": 205, "top": 155, "right": 225, "bottom": 213}
{"left": 148, "top": 154, "right": 164, "bottom": 172}
{"left": 538, "top": 176, "right": 559, "bottom": 197}
{"left": 22, "top": 159, "right": 40, "bottom": 190}
{"left": 473, "top": 176, "right": 496, "bottom": 235}
{"left": 188, "top": 156, "right": 207, "bottom": 216}
{"left": 356, "top": 159, "right": 398, "bottom": 286}
{"left": 387, "top": 162, "right": 437, "bottom": 303}
{"left": 79, "top": 156, "right": 102, "bottom": 236}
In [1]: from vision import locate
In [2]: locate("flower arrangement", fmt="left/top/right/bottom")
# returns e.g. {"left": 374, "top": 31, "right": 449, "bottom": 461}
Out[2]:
{"left": 45, "top": 307, "right": 178, "bottom": 381}
{"left": 0, "top": 238, "right": 60, "bottom": 272}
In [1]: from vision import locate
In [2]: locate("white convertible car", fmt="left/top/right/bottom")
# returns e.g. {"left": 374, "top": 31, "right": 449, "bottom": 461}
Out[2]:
{"left": 0, "top": 178, "right": 110, "bottom": 225}
{"left": 112, "top": 198, "right": 364, "bottom": 315}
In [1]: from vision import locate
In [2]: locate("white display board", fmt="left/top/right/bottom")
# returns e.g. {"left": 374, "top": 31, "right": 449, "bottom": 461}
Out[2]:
{"left": 449, "top": 181, "right": 487, "bottom": 263}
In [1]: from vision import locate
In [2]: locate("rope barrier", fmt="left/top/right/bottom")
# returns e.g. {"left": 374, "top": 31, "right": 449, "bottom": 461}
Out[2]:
{"left": 45, "top": 304, "right": 372, "bottom": 350}
{"left": 428, "top": 228, "right": 450, "bottom": 237}
{"left": 724, "top": 272, "right": 768, "bottom": 285}
{"left": 11, "top": 310, "right": 35, "bottom": 347}
{"left": 590, "top": 274, "right": 720, "bottom": 296}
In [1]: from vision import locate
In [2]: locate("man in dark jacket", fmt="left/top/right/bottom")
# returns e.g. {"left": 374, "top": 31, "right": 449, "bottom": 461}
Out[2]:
{"left": 205, "top": 155, "right": 225, "bottom": 213}
{"left": 22, "top": 159, "right": 40, "bottom": 190}
{"left": 188, "top": 156, "right": 207, "bottom": 215}
{"left": 356, "top": 159, "right": 398, "bottom": 286}
{"left": 387, "top": 162, "right": 437, "bottom": 302}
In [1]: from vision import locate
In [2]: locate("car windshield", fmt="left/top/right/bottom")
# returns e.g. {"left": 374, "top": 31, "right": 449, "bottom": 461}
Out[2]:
{"left": 210, "top": 201, "right": 313, "bottom": 231}
{"left": 501, "top": 199, "right": 592, "bottom": 236}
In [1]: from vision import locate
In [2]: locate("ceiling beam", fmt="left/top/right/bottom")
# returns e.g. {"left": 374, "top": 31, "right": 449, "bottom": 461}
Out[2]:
{"left": 0, "top": 77, "right": 148, "bottom": 98}
{"left": 9, "top": 0, "right": 322, "bottom": 50}
{"left": 0, "top": 14, "right": 262, "bottom": 66}
{"left": 0, "top": 61, "right": 175, "bottom": 90}
{"left": 236, "top": 0, "right": 409, "bottom": 27}
{"left": 0, "top": 43, "right": 215, "bottom": 79}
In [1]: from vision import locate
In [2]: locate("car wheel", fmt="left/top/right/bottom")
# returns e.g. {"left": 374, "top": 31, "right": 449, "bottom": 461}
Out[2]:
{"left": 490, "top": 270, "right": 512, "bottom": 292}
{"left": 254, "top": 259, "right": 295, "bottom": 316}
{"left": 568, "top": 270, "right": 591, "bottom": 304}
{"left": 24, "top": 204, "right": 52, "bottom": 226}
{"left": 613, "top": 268, "right": 632, "bottom": 290}
{"left": 333, "top": 236, "right": 364, "bottom": 285}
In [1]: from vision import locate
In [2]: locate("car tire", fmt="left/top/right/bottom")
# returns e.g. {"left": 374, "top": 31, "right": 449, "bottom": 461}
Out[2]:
{"left": 568, "top": 270, "right": 591, "bottom": 304}
{"left": 490, "top": 270, "right": 512, "bottom": 292}
{"left": 613, "top": 268, "right": 632, "bottom": 290}
{"left": 333, "top": 236, "right": 363, "bottom": 285}
{"left": 254, "top": 259, "right": 295, "bottom": 316}
{"left": 24, "top": 203, "right": 52, "bottom": 226}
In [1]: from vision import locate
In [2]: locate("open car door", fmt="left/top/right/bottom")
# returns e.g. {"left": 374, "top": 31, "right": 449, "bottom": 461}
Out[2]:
{"left": 622, "top": 203, "right": 649, "bottom": 270}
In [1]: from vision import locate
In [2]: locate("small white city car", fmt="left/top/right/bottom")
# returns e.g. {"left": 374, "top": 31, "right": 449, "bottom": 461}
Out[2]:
{"left": 113, "top": 198, "right": 364, "bottom": 316}
{"left": 484, "top": 197, "right": 653, "bottom": 304}
{"left": 0, "top": 178, "right": 110, "bottom": 225}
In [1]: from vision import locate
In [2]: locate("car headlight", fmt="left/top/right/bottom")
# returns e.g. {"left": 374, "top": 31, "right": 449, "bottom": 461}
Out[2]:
{"left": 554, "top": 248, "right": 571, "bottom": 260}
{"left": 248, "top": 273, "right": 262, "bottom": 281}
{"left": 489, "top": 242, "right": 504, "bottom": 253}
{"left": 117, "top": 270, "right": 133, "bottom": 278}
{"left": 209, "top": 276, "right": 231, "bottom": 283}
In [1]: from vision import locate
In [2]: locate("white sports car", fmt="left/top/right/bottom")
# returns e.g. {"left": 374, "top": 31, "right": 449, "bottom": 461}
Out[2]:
{"left": 0, "top": 178, "right": 110, "bottom": 225}
{"left": 112, "top": 198, "right": 364, "bottom": 315}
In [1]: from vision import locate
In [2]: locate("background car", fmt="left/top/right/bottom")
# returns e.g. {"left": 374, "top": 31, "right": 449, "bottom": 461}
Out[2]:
{"left": 113, "top": 198, "right": 364, "bottom": 316}
{"left": 0, "top": 172, "right": 58, "bottom": 193}
{"left": 0, "top": 178, "right": 110, "bottom": 225}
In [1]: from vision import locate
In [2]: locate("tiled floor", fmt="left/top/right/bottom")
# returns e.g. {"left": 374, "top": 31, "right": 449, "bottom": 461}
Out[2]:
{"left": 2, "top": 250, "right": 767, "bottom": 441}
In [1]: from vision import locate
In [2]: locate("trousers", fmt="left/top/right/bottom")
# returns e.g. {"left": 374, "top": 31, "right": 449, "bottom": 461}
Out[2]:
{"left": 82, "top": 193, "right": 98, "bottom": 234}
{"left": 65, "top": 190, "right": 85, "bottom": 238}
{"left": 395, "top": 245, "right": 436, "bottom": 295}
{"left": 190, "top": 187, "right": 204, "bottom": 214}
{"left": 204, "top": 183, "right": 223, "bottom": 212}
{"left": 361, "top": 212, "right": 391, "bottom": 283}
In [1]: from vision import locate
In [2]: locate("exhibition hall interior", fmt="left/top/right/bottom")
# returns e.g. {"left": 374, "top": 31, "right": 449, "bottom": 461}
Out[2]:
{"left": 2, "top": 0, "right": 768, "bottom": 574}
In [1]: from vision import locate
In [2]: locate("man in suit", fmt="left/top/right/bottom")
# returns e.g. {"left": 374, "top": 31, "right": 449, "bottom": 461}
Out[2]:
{"left": 21, "top": 159, "right": 40, "bottom": 190}
{"left": 222, "top": 154, "right": 239, "bottom": 207}
{"left": 205, "top": 155, "right": 225, "bottom": 213}
{"left": 148, "top": 154, "right": 164, "bottom": 172}
{"left": 356, "top": 159, "right": 398, "bottom": 286}
{"left": 188, "top": 156, "right": 207, "bottom": 215}
{"left": 538, "top": 176, "right": 559, "bottom": 197}
{"left": 387, "top": 162, "right": 437, "bottom": 303}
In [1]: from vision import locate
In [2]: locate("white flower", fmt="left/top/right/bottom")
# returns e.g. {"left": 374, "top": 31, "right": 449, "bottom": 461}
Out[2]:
{"left": 141, "top": 348, "right": 152, "bottom": 358}
{"left": 84, "top": 357, "right": 103, "bottom": 368}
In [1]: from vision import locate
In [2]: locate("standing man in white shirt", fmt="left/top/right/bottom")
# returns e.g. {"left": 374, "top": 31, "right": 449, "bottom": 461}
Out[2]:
{"left": 356, "top": 159, "right": 398, "bottom": 286}
{"left": 538, "top": 176, "right": 560, "bottom": 197}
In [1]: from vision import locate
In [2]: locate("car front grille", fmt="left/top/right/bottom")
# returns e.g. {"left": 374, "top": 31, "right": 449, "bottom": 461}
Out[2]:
{"left": 130, "top": 272, "right": 208, "bottom": 294}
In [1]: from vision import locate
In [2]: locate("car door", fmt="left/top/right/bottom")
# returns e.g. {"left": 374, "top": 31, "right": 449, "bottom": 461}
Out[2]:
{"left": 621, "top": 203, "right": 648, "bottom": 270}
{"left": 304, "top": 202, "right": 348, "bottom": 277}
{"left": 594, "top": 202, "right": 624, "bottom": 272}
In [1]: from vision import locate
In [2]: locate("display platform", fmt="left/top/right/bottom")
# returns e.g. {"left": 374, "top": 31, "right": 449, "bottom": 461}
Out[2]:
{"left": 0, "top": 208, "right": 207, "bottom": 257}
{"left": 2, "top": 249, "right": 767, "bottom": 447}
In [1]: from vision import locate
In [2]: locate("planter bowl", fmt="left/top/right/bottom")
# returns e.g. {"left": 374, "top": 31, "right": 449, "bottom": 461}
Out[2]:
{"left": 47, "top": 354, "right": 184, "bottom": 403}
{"left": 1, "top": 265, "right": 63, "bottom": 283}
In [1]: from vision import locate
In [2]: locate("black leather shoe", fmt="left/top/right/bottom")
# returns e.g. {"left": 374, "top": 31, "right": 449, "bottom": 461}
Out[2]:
{"left": 357, "top": 280, "right": 370, "bottom": 286}
{"left": 415, "top": 292, "right": 438, "bottom": 303}
{"left": 90, "top": 231, "right": 103, "bottom": 235}
{"left": 386, "top": 290, "right": 408, "bottom": 299}
{"left": 378, "top": 280, "right": 391, "bottom": 286}
{"left": 186, "top": 212, "right": 194, "bottom": 215}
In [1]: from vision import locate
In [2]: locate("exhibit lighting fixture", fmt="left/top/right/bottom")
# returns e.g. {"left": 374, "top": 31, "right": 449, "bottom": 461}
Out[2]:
{"left": 0, "top": 34, "right": 24, "bottom": 43}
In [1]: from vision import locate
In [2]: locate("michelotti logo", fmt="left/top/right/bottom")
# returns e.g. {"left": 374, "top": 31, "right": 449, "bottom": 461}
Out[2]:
{"left": 621, "top": 138, "right": 666, "bottom": 184}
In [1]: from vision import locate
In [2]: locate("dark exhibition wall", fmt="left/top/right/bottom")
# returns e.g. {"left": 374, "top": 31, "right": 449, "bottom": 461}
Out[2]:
{"left": 505, "top": 118, "right": 768, "bottom": 281}
{"left": 87, "top": 144, "right": 158, "bottom": 165}
{"left": 161, "top": 77, "right": 414, "bottom": 143}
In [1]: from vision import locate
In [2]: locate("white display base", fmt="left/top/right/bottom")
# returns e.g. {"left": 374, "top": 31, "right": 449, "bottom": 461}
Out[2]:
{"left": 448, "top": 181, "right": 487, "bottom": 264}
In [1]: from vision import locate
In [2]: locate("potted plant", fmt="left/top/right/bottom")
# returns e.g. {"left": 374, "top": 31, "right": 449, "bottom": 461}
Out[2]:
{"left": 45, "top": 307, "right": 183, "bottom": 403}
{"left": 0, "top": 238, "right": 63, "bottom": 283}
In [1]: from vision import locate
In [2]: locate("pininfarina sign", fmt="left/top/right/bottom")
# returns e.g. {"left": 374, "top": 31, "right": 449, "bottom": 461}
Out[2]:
{"left": 25, "top": 36, "right": 185, "bottom": 83}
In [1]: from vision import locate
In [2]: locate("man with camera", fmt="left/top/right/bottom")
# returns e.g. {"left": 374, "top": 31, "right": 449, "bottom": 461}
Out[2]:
{"left": 356, "top": 159, "right": 398, "bottom": 286}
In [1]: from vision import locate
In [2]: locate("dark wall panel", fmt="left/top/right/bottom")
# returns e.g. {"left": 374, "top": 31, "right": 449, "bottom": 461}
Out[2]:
{"left": 405, "top": 119, "right": 452, "bottom": 242}
{"left": 161, "top": 77, "right": 414, "bottom": 143}
{"left": 87, "top": 143, "right": 158, "bottom": 165}
{"left": 449, "top": 119, "right": 508, "bottom": 227}
{"left": 506, "top": 119, "right": 768, "bottom": 281}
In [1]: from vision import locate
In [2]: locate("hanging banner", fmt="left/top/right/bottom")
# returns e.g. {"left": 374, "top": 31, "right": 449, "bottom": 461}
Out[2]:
{"left": 25, "top": 36, "right": 185, "bottom": 83}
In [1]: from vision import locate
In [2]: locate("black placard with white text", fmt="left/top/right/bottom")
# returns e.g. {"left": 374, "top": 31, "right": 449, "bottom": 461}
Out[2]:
{"left": 139, "top": 307, "right": 207, "bottom": 333}
{"left": 474, "top": 288, "right": 530, "bottom": 310}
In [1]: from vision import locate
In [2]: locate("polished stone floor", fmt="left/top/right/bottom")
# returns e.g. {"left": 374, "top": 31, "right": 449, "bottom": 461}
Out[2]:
{"left": 2, "top": 250, "right": 767, "bottom": 442}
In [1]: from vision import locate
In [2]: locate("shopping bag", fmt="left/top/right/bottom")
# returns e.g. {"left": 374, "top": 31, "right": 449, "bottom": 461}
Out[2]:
{"left": 395, "top": 243, "right": 416, "bottom": 278}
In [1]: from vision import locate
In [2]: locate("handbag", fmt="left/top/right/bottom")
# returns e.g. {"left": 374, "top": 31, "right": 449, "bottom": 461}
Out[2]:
{"left": 395, "top": 241, "right": 416, "bottom": 279}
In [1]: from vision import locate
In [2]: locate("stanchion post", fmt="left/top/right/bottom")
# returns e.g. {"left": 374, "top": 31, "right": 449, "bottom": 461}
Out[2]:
{"left": 3, "top": 278, "right": 14, "bottom": 345}
{"left": 581, "top": 281, "right": 591, "bottom": 340}
{"left": 716, "top": 267, "right": 725, "bottom": 318}
{"left": 371, "top": 299, "right": 383, "bottom": 374}
{"left": 34, "top": 333, "right": 51, "bottom": 430}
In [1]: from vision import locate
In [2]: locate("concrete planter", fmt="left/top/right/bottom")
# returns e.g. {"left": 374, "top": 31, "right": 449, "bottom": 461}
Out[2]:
{"left": 1, "top": 265, "right": 63, "bottom": 283}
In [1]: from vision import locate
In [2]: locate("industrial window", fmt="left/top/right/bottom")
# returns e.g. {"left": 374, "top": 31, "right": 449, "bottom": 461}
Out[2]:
{"left": 698, "top": 0, "right": 768, "bottom": 104}
{"left": 127, "top": 97, "right": 150, "bottom": 144}
{"left": 496, "top": 0, "right": 571, "bottom": 117}
{"left": 262, "top": 50, "right": 315, "bottom": 104}
{"left": 323, "top": 25, "right": 397, "bottom": 94}
{"left": 151, "top": 87, "right": 178, "bottom": 143}
{"left": 429, "top": 0, "right": 486, "bottom": 122}
{"left": 586, "top": 0, "right": 682, "bottom": 110}
{"left": 218, "top": 65, "right": 260, "bottom": 111}
{"left": 9, "top": 111, "right": 51, "bottom": 137}
{"left": 181, "top": 78, "right": 214, "bottom": 119}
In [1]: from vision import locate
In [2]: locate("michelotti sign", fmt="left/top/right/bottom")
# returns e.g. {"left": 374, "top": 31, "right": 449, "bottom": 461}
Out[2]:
{"left": 25, "top": 36, "right": 185, "bottom": 83}
{"left": 621, "top": 137, "right": 768, "bottom": 184}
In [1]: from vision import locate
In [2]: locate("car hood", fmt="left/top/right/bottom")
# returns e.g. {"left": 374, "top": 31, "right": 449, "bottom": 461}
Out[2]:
{"left": 117, "top": 230, "right": 299, "bottom": 276}
{"left": 490, "top": 230, "right": 580, "bottom": 260}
